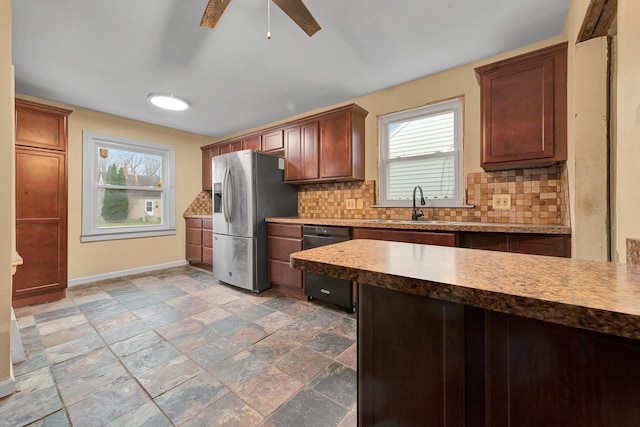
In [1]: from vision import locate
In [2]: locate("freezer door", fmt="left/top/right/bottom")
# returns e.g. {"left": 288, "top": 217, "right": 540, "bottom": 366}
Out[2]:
{"left": 212, "top": 233, "right": 256, "bottom": 291}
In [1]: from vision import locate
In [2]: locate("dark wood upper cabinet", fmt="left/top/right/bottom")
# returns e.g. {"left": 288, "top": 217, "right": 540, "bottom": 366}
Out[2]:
{"left": 262, "top": 129, "right": 284, "bottom": 152}
{"left": 319, "top": 107, "right": 366, "bottom": 181}
{"left": 200, "top": 103, "right": 367, "bottom": 187}
{"left": 284, "top": 121, "right": 319, "bottom": 182}
{"left": 475, "top": 42, "right": 567, "bottom": 170}
{"left": 230, "top": 140, "right": 242, "bottom": 152}
{"left": 14, "top": 99, "right": 71, "bottom": 307}
{"left": 15, "top": 99, "right": 69, "bottom": 151}
{"left": 286, "top": 104, "right": 367, "bottom": 184}
{"left": 201, "top": 145, "right": 218, "bottom": 191}
{"left": 241, "top": 134, "right": 261, "bottom": 151}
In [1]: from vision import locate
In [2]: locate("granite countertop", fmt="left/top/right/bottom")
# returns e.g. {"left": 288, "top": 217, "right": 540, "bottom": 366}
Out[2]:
{"left": 290, "top": 239, "right": 640, "bottom": 340}
{"left": 266, "top": 217, "right": 571, "bottom": 235}
{"left": 184, "top": 214, "right": 213, "bottom": 219}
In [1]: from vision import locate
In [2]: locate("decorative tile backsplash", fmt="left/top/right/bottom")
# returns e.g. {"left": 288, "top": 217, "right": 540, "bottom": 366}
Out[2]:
{"left": 183, "top": 191, "right": 212, "bottom": 216}
{"left": 184, "top": 164, "right": 570, "bottom": 226}
{"left": 298, "top": 164, "right": 570, "bottom": 226}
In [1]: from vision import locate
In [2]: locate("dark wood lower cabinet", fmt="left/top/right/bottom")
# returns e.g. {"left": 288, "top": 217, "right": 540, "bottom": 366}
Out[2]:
{"left": 358, "top": 284, "right": 465, "bottom": 426}
{"left": 482, "top": 311, "right": 640, "bottom": 427}
{"left": 185, "top": 218, "right": 212, "bottom": 269}
{"left": 267, "top": 223, "right": 305, "bottom": 299}
{"left": 359, "top": 284, "right": 640, "bottom": 427}
{"left": 461, "top": 232, "right": 570, "bottom": 257}
{"left": 14, "top": 147, "right": 67, "bottom": 307}
{"left": 353, "top": 228, "right": 458, "bottom": 246}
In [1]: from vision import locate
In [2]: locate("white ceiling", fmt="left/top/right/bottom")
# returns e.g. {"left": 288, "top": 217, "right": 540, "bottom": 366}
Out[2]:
{"left": 11, "top": 0, "right": 570, "bottom": 138}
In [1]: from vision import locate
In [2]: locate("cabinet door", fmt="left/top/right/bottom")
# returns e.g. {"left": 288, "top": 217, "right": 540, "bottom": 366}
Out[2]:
{"left": 462, "top": 232, "right": 509, "bottom": 252}
{"left": 241, "top": 135, "right": 261, "bottom": 150}
{"left": 201, "top": 146, "right": 217, "bottom": 190}
{"left": 284, "top": 126, "right": 302, "bottom": 181}
{"left": 14, "top": 148, "right": 67, "bottom": 304}
{"left": 476, "top": 43, "right": 567, "bottom": 170}
{"left": 284, "top": 123, "right": 318, "bottom": 182}
{"left": 484, "top": 311, "right": 640, "bottom": 426}
{"left": 267, "top": 223, "right": 304, "bottom": 299}
{"left": 320, "top": 110, "right": 352, "bottom": 179}
{"left": 186, "top": 219, "right": 203, "bottom": 263}
{"left": 15, "top": 100, "right": 69, "bottom": 151}
{"left": 359, "top": 284, "right": 465, "bottom": 426}
{"left": 230, "top": 140, "right": 243, "bottom": 152}
{"left": 353, "top": 228, "right": 457, "bottom": 246}
{"left": 301, "top": 121, "right": 319, "bottom": 180}
{"left": 262, "top": 130, "right": 284, "bottom": 152}
{"left": 219, "top": 143, "right": 231, "bottom": 155}
{"left": 509, "top": 234, "right": 569, "bottom": 257}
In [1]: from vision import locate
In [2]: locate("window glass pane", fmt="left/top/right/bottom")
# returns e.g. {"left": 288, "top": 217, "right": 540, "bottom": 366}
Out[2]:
{"left": 98, "top": 147, "right": 163, "bottom": 189}
{"left": 82, "top": 131, "right": 176, "bottom": 242}
{"left": 388, "top": 111, "right": 454, "bottom": 158}
{"left": 387, "top": 155, "right": 455, "bottom": 200}
{"left": 378, "top": 97, "right": 462, "bottom": 207}
{"left": 97, "top": 188, "right": 163, "bottom": 228}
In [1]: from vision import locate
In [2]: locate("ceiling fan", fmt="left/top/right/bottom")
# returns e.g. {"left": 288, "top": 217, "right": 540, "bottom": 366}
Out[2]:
{"left": 200, "top": 0, "right": 321, "bottom": 37}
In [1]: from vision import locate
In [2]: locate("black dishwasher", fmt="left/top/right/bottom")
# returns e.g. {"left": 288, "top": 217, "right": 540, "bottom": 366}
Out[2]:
{"left": 303, "top": 225, "right": 354, "bottom": 312}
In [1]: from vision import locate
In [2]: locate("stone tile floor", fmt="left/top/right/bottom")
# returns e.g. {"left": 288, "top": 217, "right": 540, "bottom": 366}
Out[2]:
{"left": 0, "top": 266, "right": 357, "bottom": 426}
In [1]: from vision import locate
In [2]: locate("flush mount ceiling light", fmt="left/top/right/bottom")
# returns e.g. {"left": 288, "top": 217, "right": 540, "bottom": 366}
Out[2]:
{"left": 147, "top": 93, "right": 190, "bottom": 111}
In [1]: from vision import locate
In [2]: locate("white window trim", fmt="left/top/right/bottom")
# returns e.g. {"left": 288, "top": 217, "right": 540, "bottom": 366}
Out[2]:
{"left": 81, "top": 131, "right": 176, "bottom": 242}
{"left": 377, "top": 97, "right": 465, "bottom": 208}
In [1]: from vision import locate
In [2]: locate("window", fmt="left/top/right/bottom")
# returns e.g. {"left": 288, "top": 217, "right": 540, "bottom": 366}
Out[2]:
{"left": 82, "top": 131, "right": 176, "bottom": 242}
{"left": 378, "top": 97, "right": 464, "bottom": 207}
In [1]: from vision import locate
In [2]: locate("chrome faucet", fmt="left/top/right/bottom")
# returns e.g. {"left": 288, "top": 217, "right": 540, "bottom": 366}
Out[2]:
{"left": 412, "top": 185, "right": 426, "bottom": 220}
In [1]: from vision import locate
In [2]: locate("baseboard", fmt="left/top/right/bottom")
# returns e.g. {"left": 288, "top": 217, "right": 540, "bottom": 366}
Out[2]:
{"left": 0, "top": 363, "right": 16, "bottom": 399}
{"left": 68, "top": 260, "right": 189, "bottom": 288}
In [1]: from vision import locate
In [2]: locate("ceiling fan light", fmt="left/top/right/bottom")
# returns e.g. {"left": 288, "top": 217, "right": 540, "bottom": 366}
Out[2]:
{"left": 147, "top": 93, "right": 190, "bottom": 111}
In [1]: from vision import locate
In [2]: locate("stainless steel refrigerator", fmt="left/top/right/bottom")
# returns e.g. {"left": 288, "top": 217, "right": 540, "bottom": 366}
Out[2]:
{"left": 212, "top": 150, "right": 298, "bottom": 292}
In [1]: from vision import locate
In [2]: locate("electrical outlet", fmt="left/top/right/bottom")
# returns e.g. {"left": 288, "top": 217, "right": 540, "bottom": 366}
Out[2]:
{"left": 492, "top": 194, "right": 511, "bottom": 210}
{"left": 356, "top": 198, "right": 364, "bottom": 209}
{"left": 346, "top": 198, "right": 356, "bottom": 210}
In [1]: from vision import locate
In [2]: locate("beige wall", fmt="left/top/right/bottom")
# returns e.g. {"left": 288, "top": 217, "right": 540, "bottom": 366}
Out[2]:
{"left": 561, "top": 0, "right": 610, "bottom": 261}
{"left": 0, "top": 0, "right": 13, "bottom": 382}
{"left": 615, "top": 0, "right": 640, "bottom": 261}
{"left": 221, "top": 37, "right": 565, "bottom": 181}
{"left": 17, "top": 95, "right": 214, "bottom": 281}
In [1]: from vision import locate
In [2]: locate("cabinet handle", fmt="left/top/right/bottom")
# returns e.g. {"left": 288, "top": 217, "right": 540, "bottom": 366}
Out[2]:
{"left": 321, "top": 288, "right": 331, "bottom": 295}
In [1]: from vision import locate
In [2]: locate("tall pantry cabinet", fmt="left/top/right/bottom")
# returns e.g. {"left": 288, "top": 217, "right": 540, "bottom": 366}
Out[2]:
{"left": 13, "top": 99, "right": 71, "bottom": 307}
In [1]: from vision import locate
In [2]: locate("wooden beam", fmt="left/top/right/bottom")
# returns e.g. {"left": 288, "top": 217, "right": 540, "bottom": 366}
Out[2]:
{"left": 577, "top": 0, "right": 617, "bottom": 42}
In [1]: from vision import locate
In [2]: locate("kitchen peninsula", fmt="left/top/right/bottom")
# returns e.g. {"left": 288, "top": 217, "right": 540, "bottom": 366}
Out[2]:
{"left": 291, "top": 240, "right": 640, "bottom": 426}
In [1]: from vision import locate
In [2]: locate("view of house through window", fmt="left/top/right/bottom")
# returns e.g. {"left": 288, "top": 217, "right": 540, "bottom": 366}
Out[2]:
{"left": 378, "top": 97, "right": 464, "bottom": 207}
{"left": 82, "top": 132, "right": 175, "bottom": 242}
{"left": 98, "top": 148, "right": 163, "bottom": 227}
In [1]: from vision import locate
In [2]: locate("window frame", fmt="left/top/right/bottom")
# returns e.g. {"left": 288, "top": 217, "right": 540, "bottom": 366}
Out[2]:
{"left": 81, "top": 131, "right": 176, "bottom": 242}
{"left": 377, "top": 97, "right": 464, "bottom": 208}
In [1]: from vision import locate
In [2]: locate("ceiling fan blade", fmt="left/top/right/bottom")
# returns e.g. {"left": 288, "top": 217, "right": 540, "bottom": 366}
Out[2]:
{"left": 272, "top": 0, "right": 321, "bottom": 37}
{"left": 200, "top": 0, "right": 233, "bottom": 28}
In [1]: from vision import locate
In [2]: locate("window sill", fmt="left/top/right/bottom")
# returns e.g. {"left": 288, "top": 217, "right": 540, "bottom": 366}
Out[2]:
{"left": 81, "top": 228, "right": 176, "bottom": 242}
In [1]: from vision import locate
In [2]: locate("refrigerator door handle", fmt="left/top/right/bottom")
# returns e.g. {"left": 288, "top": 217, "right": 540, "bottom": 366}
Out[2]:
{"left": 223, "top": 167, "right": 233, "bottom": 224}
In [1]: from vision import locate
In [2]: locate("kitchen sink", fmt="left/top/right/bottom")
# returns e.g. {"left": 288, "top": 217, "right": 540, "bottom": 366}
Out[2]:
{"left": 362, "top": 219, "right": 458, "bottom": 225}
